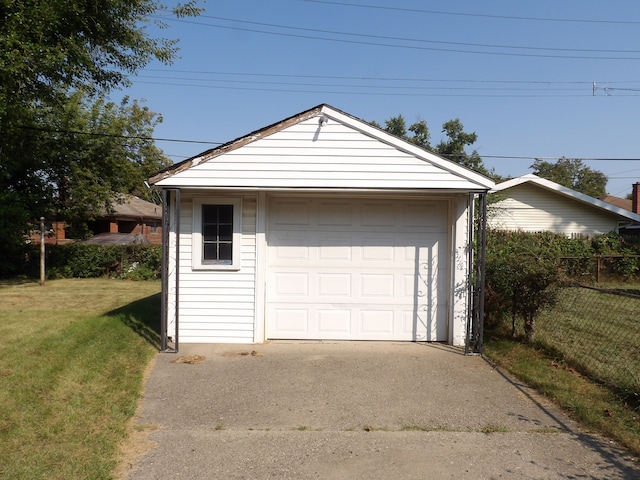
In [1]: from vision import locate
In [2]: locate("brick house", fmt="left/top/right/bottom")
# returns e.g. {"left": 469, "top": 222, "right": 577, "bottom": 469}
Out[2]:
{"left": 30, "top": 195, "right": 163, "bottom": 245}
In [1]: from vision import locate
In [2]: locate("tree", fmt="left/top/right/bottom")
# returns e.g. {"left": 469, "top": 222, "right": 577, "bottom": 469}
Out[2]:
{"left": 0, "top": 1, "right": 202, "bottom": 108}
{"left": 0, "top": 1, "right": 202, "bottom": 276}
{"left": 435, "top": 119, "right": 486, "bottom": 174}
{"left": 531, "top": 158, "right": 607, "bottom": 198}
{"left": 373, "top": 114, "right": 431, "bottom": 150}
{"left": 37, "top": 91, "right": 172, "bottom": 237}
{"left": 372, "top": 114, "right": 498, "bottom": 178}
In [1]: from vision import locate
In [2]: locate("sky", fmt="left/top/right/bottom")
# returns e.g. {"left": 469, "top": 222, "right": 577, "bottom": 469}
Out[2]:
{"left": 115, "top": 0, "right": 640, "bottom": 197}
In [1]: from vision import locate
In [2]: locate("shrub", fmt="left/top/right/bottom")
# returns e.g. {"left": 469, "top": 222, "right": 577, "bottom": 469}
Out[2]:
{"left": 485, "top": 250, "right": 561, "bottom": 341}
{"left": 38, "top": 244, "right": 162, "bottom": 280}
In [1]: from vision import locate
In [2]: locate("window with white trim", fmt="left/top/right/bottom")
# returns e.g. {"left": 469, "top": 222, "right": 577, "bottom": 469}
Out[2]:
{"left": 192, "top": 198, "right": 241, "bottom": 270}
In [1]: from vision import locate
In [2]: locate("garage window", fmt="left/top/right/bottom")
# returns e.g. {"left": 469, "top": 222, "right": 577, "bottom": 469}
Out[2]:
{"left": 193, "top": 198, "right": 241, "bottom": 270}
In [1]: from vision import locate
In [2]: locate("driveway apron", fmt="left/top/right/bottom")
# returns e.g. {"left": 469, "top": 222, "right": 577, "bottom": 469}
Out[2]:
{"left": 125, "top": 342, "right": 638, "bottom": 479}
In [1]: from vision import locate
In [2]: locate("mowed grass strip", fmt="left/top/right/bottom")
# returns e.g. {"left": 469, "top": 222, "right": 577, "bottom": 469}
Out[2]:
{"left": 0, "top": 279, "right": 160, "bottom": 480}
{"left": 484, "top": 284, "right": 640, "bottom": 459}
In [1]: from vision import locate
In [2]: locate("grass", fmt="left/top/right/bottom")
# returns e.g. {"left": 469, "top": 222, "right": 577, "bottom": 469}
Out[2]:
{"left": 534, "top": 285, "right": 640, "bottom": 396}
{"left": 484, "top": 283, "right": 640, "bottom": 458}
{"left": 484, "top": 332, "right": 640, "bottom": 459}
{"left": 0, "top": 278, "right": 161, "bottom": 480}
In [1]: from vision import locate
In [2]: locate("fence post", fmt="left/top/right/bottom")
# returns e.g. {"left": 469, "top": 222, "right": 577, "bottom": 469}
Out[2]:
{"left": 595, "top": 256, "right": 601, "bottom": 284}
{"left": 39, "top": 217, "right": 45, "bottom": 286}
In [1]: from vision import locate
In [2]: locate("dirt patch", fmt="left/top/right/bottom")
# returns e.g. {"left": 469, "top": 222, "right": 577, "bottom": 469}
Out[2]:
{"left": 113, "top": 423, "right": 160, "bottom": 480}
{"left": 114, "top": 356, "right": 160, "bottom": 479}
{"left": 221, "top": 350, "right": 265, "bottom": 358}
{"left": 171, "top": 355, "right": 206, "bottom": 365}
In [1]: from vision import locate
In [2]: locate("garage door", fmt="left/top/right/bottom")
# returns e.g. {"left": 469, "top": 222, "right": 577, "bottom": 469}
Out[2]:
{"left": 266, "top": 197, "right": 449, "bottom": 341}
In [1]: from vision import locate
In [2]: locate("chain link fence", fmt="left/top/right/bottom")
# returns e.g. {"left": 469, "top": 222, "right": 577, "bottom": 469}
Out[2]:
{"left": 559, "top": 255, "right": 640, "bottom": 284}
{"left": 533, "top": 283, "right": 640, "bottom": 410}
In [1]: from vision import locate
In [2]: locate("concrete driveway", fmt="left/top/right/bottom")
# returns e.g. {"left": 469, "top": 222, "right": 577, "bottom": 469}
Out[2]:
{"left": 124, "top": 342, "right": 638, "bottom": 479}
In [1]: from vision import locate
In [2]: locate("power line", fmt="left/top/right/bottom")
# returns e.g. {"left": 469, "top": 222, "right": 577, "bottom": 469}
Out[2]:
{"left": 196, "top": 14, "right": 640, "bottom": 55}
{"left": 139, "top": 69, "right": 640, "bottom": 96}
{"left": 132, "top": 80, "right": 599, "bottom": 97}
{"left": 17, "top": 127, "right": 640, "bottom": 164}
{"left": 302, "top": 0, "right": 640, "bottom": 25}
{"left": 133, "top": 74, "right": 587, "bottom": 92}
{"left": 144, "top": 68, "right": 607, "bottom": 85}
{"left": 473, "top": 155, "right": 640, "bottom": 161}
{"left": 17, "top": 125, "right": 222, "bottom": 145}
{"left": 158, "top": 16, "right": 640, "bottom": 60}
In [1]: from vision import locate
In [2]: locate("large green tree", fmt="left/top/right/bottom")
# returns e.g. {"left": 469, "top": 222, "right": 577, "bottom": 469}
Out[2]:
{"left": 0, "top": 0, "right": 202, "bottom": 276}
{"left": 372, "top": 115, "right": 498, "bottom": 179}
{"left": 531, "top": 157, "right": 607, "bottom": 198}
{"left": 37, "top": 91, "right": 172, "bottom": 237}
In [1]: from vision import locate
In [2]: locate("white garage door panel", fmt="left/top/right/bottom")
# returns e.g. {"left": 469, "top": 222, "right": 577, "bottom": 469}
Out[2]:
{"left": 267, "top": 197, "right": 448, "bottom": 341}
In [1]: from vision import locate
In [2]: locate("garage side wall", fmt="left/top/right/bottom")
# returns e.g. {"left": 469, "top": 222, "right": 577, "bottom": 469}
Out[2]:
{"left": 450, "top": 194, "right": 471, "bottom": 346}
{"left": 176, "top": 191, "right": 258, "bottom": 343}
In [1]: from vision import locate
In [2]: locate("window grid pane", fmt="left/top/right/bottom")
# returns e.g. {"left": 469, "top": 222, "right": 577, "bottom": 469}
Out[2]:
{"left": 202, "top": 205, "right": 234, "bottom": 264}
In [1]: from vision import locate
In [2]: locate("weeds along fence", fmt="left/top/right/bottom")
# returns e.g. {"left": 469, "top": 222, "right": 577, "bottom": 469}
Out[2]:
{"left": 533, "top": 283, "right": 640, "bottom": 409}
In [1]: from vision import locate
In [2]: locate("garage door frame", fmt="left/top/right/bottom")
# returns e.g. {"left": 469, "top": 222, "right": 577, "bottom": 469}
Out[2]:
{"left": 264, "top": 193, "right": 454, "bottom": 342}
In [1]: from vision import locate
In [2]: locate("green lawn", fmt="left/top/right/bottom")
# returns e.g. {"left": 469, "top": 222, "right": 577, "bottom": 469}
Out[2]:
{"left": 484, "top": 283, "right": 640, "bottom": 459}
{"left": 535, "top": 285, "right": 640, "bottom": 396}
{"left": 0, "top": 279, "right": 160, "bottom": 480}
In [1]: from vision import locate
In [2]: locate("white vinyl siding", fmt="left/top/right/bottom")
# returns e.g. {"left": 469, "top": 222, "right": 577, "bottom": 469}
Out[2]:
{"left": 156, "top": 119, "right": 485, "bottom": 191}
{"left": 177, "top": 192, "right": 257, "bottom": 343}
{"left": 489, "top": 183, "right": 622, "bottom": 235}
{"left": 157, "top": 106, "right": 489, "bottom": 346}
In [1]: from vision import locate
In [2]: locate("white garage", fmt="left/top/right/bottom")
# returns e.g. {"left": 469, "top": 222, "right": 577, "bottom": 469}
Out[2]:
{"left": 150, "top": 104, "right": 494, "bottom": 348}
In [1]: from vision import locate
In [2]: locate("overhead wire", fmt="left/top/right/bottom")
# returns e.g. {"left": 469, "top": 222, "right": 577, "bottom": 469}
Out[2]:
{"left": 131, "top": 80, "right": 601, "bottom": 97}
{"left": 23, "top": 123, "right": 639, "bottom": 163}
{"left": 155, "top": 15, "right": 640, "bottom": 60}
{"left": 300, "top": 0, "right": 640, "bottom": 25}
{"left": 135, "top": 68, "right": 640, "bottom": 97}
{"left": 143, "top": 69, "right": 608, "bottom": 85}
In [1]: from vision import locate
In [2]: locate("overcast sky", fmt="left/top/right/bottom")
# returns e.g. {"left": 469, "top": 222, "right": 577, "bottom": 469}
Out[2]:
{"left": 117, "top": 0, "right": 640, "bottom": 197}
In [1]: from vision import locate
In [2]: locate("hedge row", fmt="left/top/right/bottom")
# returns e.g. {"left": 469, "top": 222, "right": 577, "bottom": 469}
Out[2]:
{"left": 24, "top": 243, "right": 162, "bottom": 280}
{"left": 484, "top": 230, "right": 640, "bottom": 336}
{"left": 487, "top": 230, "right": 640, "bottom": 280}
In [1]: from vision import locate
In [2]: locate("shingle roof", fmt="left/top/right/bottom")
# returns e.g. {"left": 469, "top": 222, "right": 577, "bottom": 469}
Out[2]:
{"left": 599, "top": 195, "right": 633, "bottom": 212}
{"left": 107, "top": 194, "right": 162, "bottom": 220}
{"left": 81, "top": 233, "right": 150, "bottom": 245}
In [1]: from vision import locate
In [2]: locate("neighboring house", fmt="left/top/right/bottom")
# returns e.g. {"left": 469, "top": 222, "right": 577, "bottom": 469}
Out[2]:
{"left": 29, "top": 195, "right": 163, "bottom": 245}
{"left": 600, "top": 182, "right": 640, "bottom": 235}
{"left": 87, "top": 194, "right": 162, "bottom": 245}
{"left": 28, "top": 221, "right": 73, "bottom": 245}
{"left": 149, "top": 104, "right": 494, "bottom": 346}
{"left": 489, "top": 174, "right": 640, "bottom": 236}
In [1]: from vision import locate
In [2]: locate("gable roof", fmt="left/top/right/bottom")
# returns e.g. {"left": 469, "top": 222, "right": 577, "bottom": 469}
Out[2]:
{"left": 105, "top": 194, "right": 162, "bottom": 220}
{"left": 150, "top": 104, "right": 494, "bottom": 192}
{"left": 492, "top": 174, "right": 640, "bottom": 223}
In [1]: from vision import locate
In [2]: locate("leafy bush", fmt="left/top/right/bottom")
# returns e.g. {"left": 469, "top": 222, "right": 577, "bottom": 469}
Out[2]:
{"left": 484, "top": 230, "right": 640, "bottom": 341}
{"left": 32, "top": 244, "right": 163, "bottom": 280}
{"left": 485, "top": 250, "right": 561, "bottom": 341}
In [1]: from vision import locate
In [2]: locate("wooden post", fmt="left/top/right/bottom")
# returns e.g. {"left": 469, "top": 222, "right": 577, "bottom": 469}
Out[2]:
{"left": 40, "top": 217, "right": 45, "bottom": 286}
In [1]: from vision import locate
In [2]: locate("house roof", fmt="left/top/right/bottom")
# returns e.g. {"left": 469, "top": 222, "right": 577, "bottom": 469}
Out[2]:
{"left": 149, "top": 104, "right": 495, "bottom": 192}
{"left": 106, "top": 194, "right": 162, "bottom": 220}
{"left": 81, "top": 233, "right": 150, "bottom": 245}
{"left": 599, "top": 195, "right": 633, "bottom": 212}
{"left": 492, "top": 174, "right": 640, "bottom": 223}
